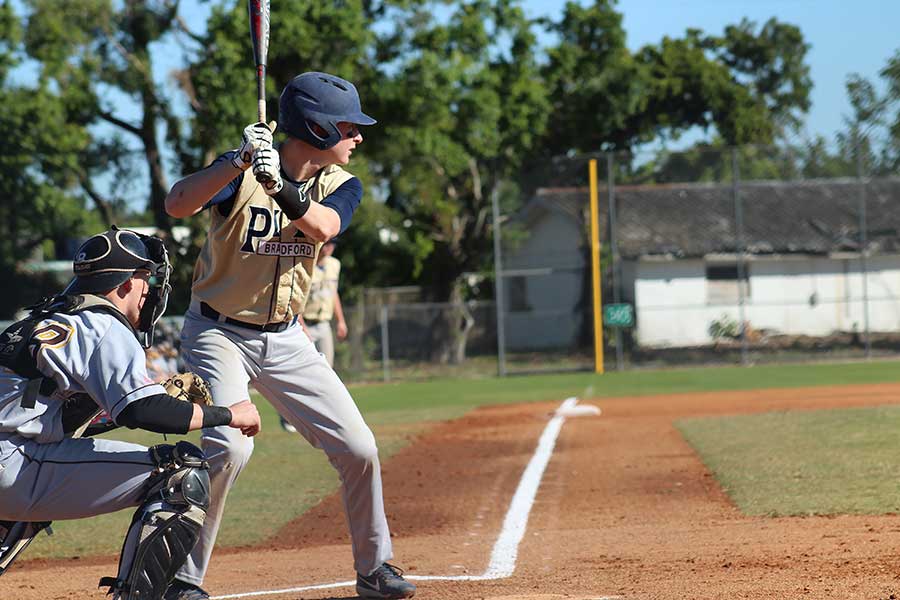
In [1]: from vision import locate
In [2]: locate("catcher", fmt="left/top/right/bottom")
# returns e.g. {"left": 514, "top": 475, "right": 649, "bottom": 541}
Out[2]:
{"left": 0, "top": 227, "right": 260, "bottom": 600}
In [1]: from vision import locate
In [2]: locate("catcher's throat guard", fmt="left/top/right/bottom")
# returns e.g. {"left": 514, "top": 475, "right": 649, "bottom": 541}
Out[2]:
{"left": 0, "top": 520, "right": 52, "bottom": 577}
{"left": 100, "top": 442, "right": 210, "bottom": 600}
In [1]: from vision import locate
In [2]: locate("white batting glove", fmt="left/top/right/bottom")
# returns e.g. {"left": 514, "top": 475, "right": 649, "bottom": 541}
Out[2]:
{"left": 231, "top": 121, "right": 275, "bottom": 171}
{"left": 252, "top": 145, "right": 284, "bottom": 195}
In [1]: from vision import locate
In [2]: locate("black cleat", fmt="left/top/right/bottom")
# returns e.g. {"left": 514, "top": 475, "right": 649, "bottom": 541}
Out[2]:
{"left": 356, "top": 563, "right": 416, "bottom": 599}
{"left": 163, "top": 579, "right": 210, "bottom": 600}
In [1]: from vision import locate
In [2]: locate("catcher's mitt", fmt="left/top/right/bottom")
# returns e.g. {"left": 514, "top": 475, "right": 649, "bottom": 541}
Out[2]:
{"left": 163, "top": 372, "right": 213, "bottom": 406}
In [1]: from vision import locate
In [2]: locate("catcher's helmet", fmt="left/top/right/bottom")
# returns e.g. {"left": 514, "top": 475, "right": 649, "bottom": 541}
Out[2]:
{"left": 279, "top": 72, "right": 376, "bottom": 150}
{"left": 68, "top": 226, "right": 172, "bottom": 347}
{"left": 69, "top": 227, "right": 167, "bottom": 293}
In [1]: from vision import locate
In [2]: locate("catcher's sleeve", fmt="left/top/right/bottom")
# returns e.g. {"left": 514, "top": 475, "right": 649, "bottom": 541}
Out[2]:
{"left": 116, "top": 394, "right": 231, "bottom": 434}
{"left": 117, "top": 394, "right": 193, "bottom": 433}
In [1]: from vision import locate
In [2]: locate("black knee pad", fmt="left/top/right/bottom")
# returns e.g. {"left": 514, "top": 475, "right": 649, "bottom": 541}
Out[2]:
{"left": 99, "top": 441, "right": 210, "bottom": 600}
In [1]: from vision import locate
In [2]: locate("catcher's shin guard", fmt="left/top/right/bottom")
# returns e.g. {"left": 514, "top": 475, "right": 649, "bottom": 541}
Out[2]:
{"left": 100, "top": 441, "right": 210, "bottom": 600}
{"left": 0, "top": 520, "right": 53, "bottom": 576}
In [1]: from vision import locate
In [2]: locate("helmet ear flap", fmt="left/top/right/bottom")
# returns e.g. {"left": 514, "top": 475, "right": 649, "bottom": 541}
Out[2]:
{"left": 303, "top": 118, "right": 341, "bottom": 150}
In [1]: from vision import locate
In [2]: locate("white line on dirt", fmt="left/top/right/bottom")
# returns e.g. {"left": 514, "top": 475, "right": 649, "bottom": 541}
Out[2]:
{"left": 212, "top": 396, "right": 618, "bottom": 599}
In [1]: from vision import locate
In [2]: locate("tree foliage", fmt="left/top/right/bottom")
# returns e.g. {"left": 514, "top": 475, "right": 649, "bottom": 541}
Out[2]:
{"left": 541, "top": 3, "right": 811, "bottom": 155}
{"left": 18, "top": 0, "right": 193, "bottom": 229}
{"left": 367, "top": 0, "right": 550, "bottom": 302}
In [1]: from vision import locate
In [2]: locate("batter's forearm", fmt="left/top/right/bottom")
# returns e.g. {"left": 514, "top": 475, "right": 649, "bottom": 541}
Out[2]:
{"left": 292, "top": 203, "right": 341, "bottom": 242}
{"left": 166, "top": 161, "right": 243, "bottom": 218}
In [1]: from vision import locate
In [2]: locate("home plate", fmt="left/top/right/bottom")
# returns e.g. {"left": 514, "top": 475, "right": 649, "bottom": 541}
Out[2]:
{"left": 555, "top": 398, "right": 601, "bottom": 418}
{"left": 484, "top": 595, "right": 621, "bottom": 600}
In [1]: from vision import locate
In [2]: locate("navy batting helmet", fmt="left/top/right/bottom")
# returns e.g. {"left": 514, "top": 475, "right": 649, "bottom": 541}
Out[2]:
{"left": 279, "top": 72, "right": 376, "bottom": 150}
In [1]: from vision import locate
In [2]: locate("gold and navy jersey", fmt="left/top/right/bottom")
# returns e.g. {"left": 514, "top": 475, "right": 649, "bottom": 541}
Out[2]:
{"left": 191, "top": 165, "right": 354, "bottom": 325}
{"left": 303, "top": 256, "right": 341, "bottom": 322}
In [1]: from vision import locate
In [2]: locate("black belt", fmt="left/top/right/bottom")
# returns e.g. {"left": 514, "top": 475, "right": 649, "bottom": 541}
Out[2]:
{"left": 200, "top": 302, "right": 293, "bottom": 333}
{"left": 305, "top": 319, "right": 323, "bottom": 325}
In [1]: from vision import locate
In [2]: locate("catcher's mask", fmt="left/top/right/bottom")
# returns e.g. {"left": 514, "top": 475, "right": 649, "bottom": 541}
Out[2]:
{"left": 67, "top": 226, "right": 172, "bottom": 348}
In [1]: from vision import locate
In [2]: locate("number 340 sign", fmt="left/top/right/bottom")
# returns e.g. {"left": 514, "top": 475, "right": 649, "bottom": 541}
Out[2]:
{"left": 603, "top": 303, "right": 634, "bottom": 328}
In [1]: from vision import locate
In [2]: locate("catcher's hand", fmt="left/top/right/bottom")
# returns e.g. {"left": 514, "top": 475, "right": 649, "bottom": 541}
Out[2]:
{"left": 163, "top": 372, "right": 213, "bottom": 406}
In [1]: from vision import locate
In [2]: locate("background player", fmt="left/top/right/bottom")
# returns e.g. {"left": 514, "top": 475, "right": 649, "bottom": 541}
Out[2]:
{"left": 281, "top": 238, "right": 347, "bottom": 432}
{"left": 0, "top": 228, "right": 260, "bottom": 599}
{"left": 164, "top": 72, "right": 415, "bottom": 600}
{"left": 303, "top": 238, "right": 349, "bottom": 364}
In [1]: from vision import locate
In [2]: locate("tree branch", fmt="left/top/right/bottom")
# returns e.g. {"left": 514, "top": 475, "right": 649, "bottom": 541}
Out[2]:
{"left": 173, "top": 14, "right": 205, "bottom": 45}
{"left": 98, "top": 110, "right": 142, "bottom": 137}
{"left": 468, "top": 157, "right": 483, "bottom": 203}
{"left": 78, "top": 175, "right": 115, "bottom": 226}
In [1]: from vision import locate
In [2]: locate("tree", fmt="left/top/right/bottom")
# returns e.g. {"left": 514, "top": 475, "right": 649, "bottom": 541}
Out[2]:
{"left": 540, "top": 3, "right": 811, "bottom": 156}
{"left": 20, "top": 0, "right": 194, "bottom": 230}
{"left": 762, "top": 47, "right": 900, "bottom": 180}
{"left": 711, "top": 17, "right": 812, "bottom": 134}
{"left": 0, "top": 1, "right": 105, "bottom": 314}
{"left": 835, "top": 53, "right": 900, "bottom": 176}
{"left": 365, "top": 0, "right": 551, "bottom": 361}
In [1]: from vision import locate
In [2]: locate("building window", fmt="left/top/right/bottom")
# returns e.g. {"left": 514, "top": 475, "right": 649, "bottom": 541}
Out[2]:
{"left": 507, "top": 276, "right": 532, "bottom": 312}
{"left": 706, "top": 263, "right": 750, "bottom": 305}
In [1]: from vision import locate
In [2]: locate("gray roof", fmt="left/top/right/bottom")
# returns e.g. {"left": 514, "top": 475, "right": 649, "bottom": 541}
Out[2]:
{"left": 534, "top": 177, "right": 900, "bottom": 259}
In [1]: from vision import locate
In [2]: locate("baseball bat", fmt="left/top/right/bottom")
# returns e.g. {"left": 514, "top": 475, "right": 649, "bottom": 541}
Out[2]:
{"left": 248, "top": 0, "right": 272, "bottom": 183}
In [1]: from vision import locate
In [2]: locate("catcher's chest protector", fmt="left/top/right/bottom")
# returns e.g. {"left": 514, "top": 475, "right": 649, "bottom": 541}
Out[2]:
{"left": 0, "top": 295, "right": 137, "bottom": 434}
{"left": 99, "top": 441, "right": 210, "bottom": 600}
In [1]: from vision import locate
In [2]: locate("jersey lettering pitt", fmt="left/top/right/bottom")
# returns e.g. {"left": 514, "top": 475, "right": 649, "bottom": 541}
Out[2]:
{"left": 191, "top": 165, "right": 354, "bottom": 325}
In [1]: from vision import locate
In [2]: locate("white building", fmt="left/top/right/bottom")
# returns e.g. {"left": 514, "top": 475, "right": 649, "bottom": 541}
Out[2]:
{"left": 506, "top": 178, "right": 900, "bottom": 350}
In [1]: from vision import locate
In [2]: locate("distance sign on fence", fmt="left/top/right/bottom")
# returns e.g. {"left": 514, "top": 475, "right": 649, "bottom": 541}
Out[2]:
{"left": 603, "top": 303, "right": 634, "bottom": 328}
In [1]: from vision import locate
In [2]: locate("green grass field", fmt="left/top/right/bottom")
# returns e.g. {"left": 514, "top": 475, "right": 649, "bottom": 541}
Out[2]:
{"left": 678, "top": 406, "right": 900, "bottom": 516}
{"left": 25, "top": 359, "right": 900, "bottom": 559}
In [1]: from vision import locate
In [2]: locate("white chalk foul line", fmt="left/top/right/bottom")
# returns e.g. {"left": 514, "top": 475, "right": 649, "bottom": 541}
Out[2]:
{"left": 213, "top": 396, "right": 593, "bottom": 599}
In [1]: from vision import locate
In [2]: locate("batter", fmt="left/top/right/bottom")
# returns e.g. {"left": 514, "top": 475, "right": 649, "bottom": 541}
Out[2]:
{"left": 163, "top": 72, "right": 415, "bottom": 600}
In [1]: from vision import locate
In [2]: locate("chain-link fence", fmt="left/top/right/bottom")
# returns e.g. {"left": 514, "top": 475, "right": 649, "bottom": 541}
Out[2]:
{"left": 496, "top": 143, "right": 900, "bottom": 373}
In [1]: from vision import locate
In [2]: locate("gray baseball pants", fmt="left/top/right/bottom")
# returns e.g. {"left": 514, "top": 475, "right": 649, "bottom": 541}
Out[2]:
{"left": 306, "top": 320, "right": 335, "bottom": 366}
{"left": 0, "top": 434, "right": 153, "bottom": 521}
{"left": 175, "top": 303, "right": 392, "bottom": 585}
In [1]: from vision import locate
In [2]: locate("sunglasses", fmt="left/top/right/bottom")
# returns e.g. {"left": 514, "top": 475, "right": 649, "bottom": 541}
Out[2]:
{"left": 342, "top": 123, "right": 361, "bottom": 139}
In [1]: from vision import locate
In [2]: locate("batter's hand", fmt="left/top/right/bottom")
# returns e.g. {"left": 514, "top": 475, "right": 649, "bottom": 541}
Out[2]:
{"left": 251, "top": 145, "right": 284, "bottom": 195}
{"left": 231, "top": 121, "right": 275, "bottom": 171}
{"left": 228, "top": 400, "right": 261, "bottom": 437}
{"left": 336, "top": 320, "right": 348, "bottom": 340}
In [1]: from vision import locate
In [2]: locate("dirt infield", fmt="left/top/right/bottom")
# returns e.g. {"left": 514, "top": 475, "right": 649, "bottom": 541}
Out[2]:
{"left": 8, "top": 383, "right": 900, "bottom": 599}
